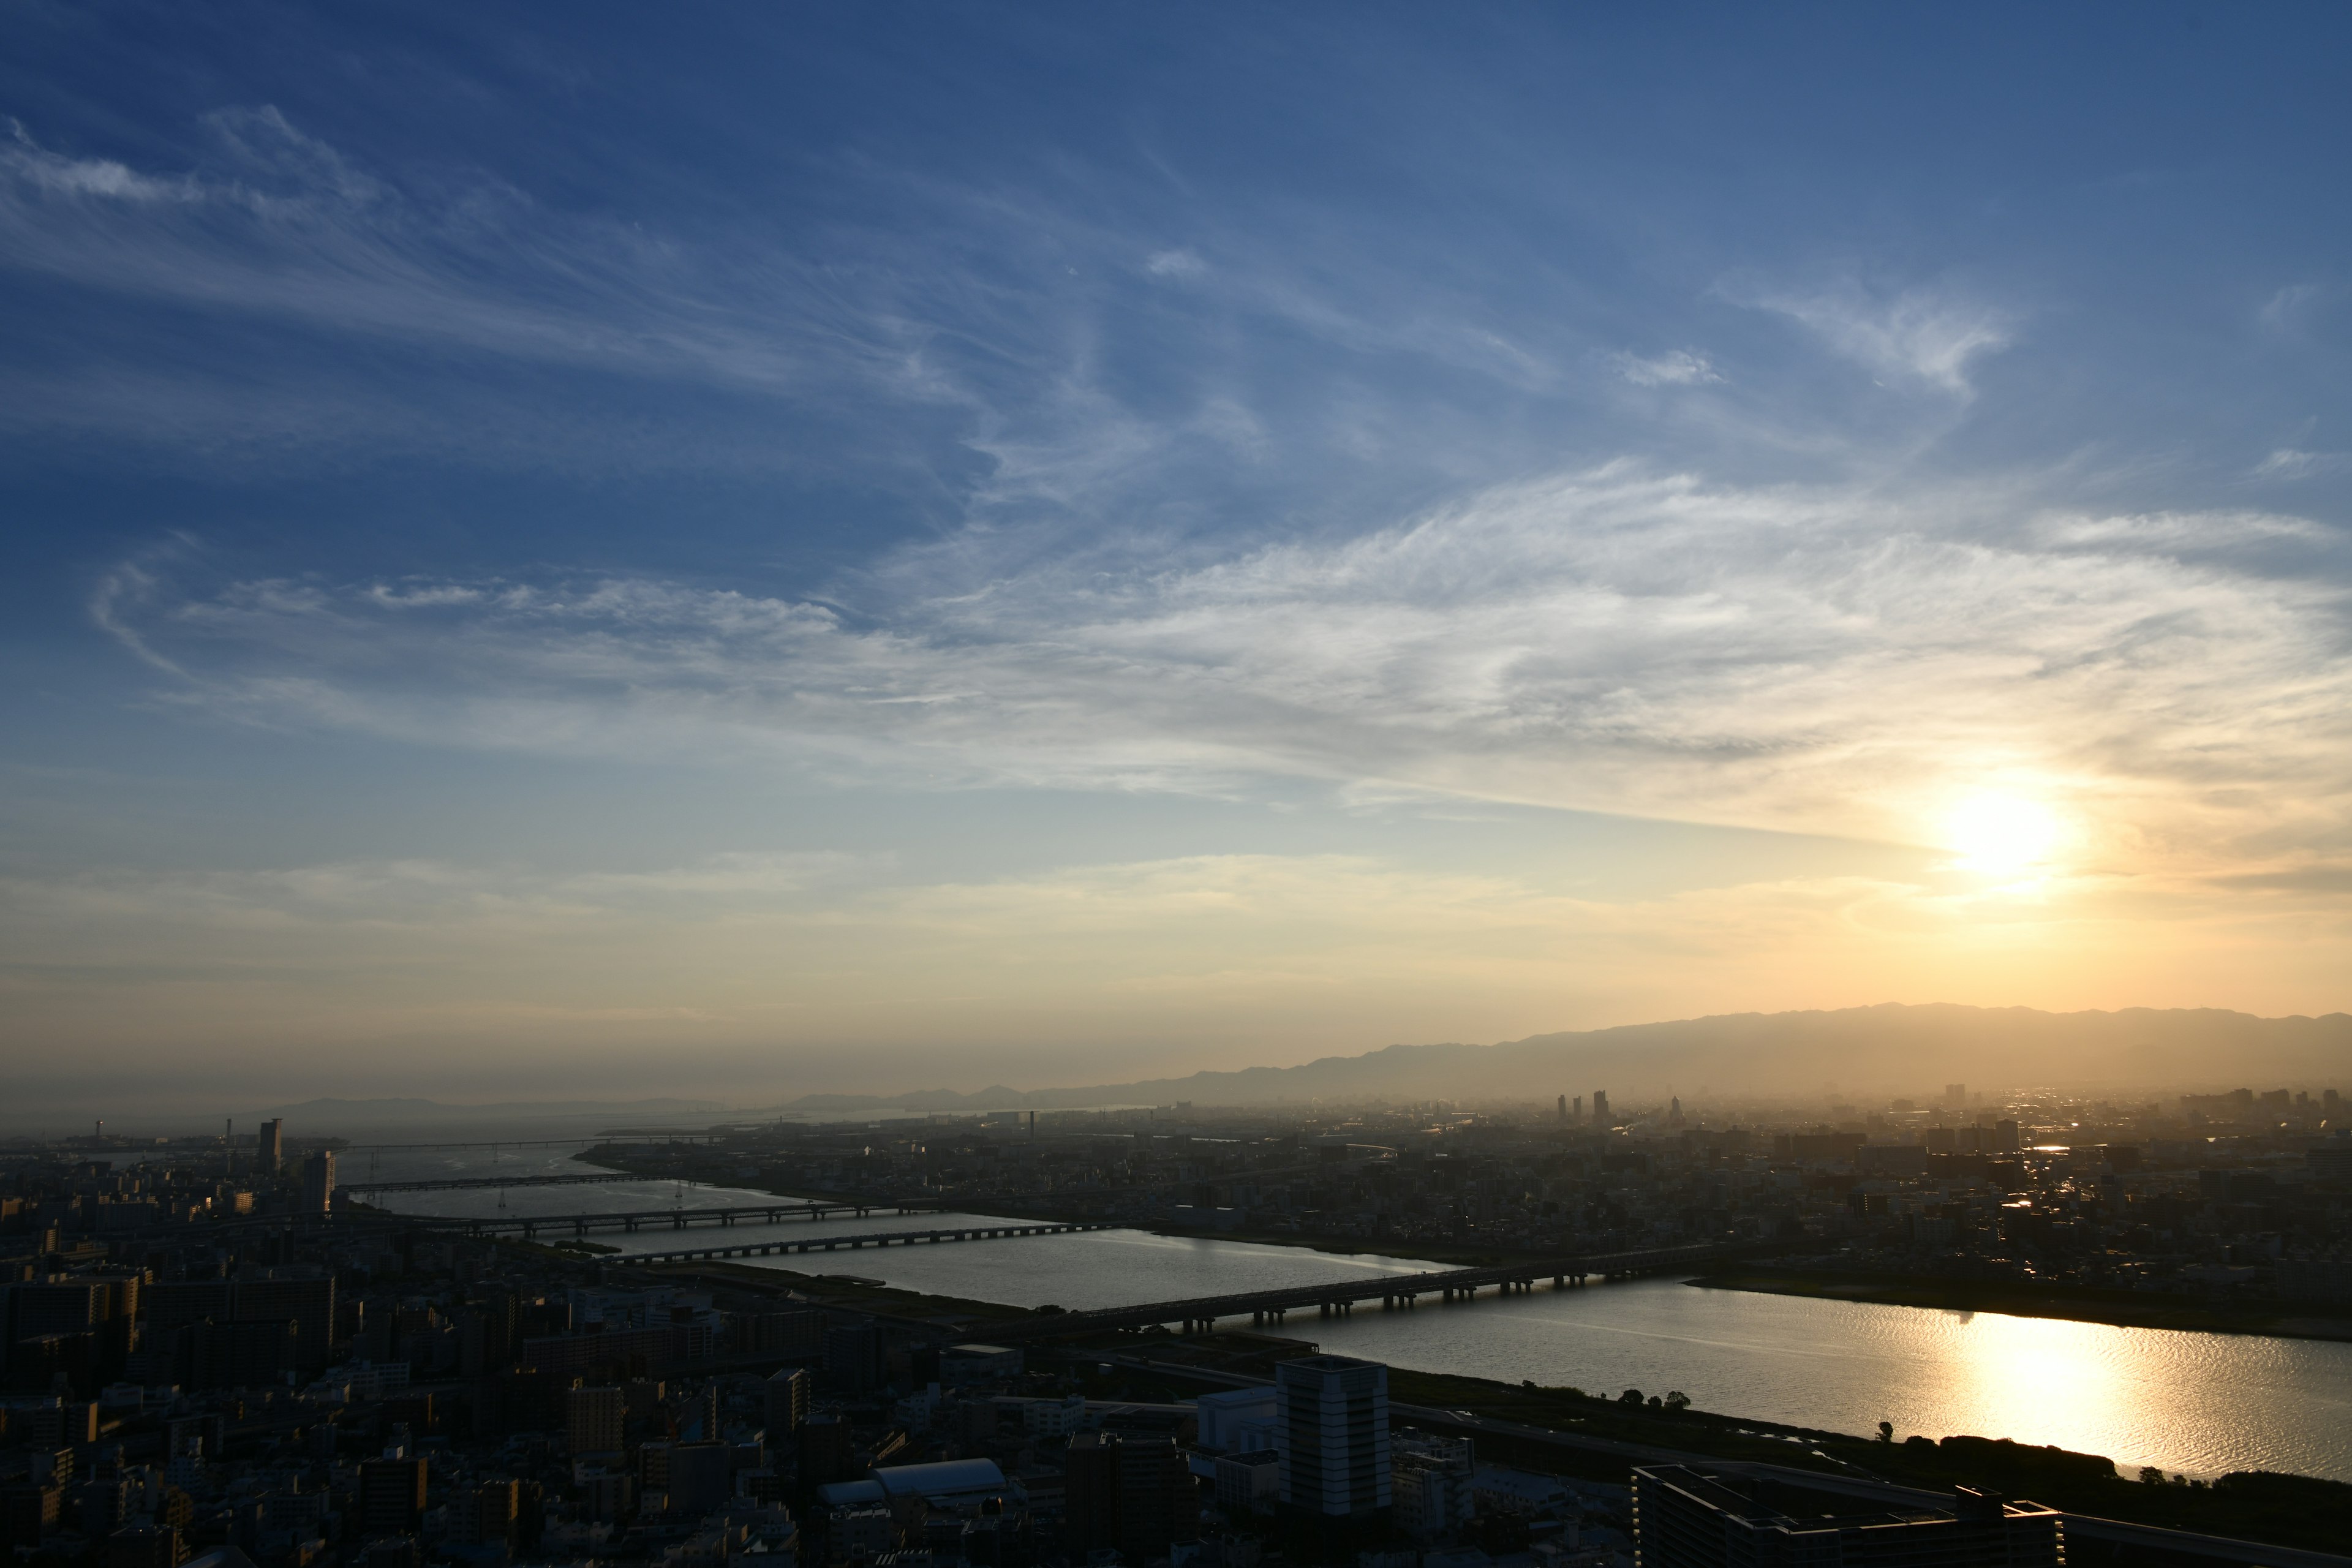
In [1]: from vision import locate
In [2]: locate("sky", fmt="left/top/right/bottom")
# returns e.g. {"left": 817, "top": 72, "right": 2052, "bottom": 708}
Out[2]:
{"left": 3, "top": 3, "right": 2349, "bottom": 1112}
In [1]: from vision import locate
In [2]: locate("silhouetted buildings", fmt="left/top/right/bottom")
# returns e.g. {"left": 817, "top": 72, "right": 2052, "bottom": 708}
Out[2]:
{"left": 1064, "top": 1432, "right": 1196, "bottom": 1558}
{"left": 1276, "top": 1354, "right": 1390, "bottom": 1518}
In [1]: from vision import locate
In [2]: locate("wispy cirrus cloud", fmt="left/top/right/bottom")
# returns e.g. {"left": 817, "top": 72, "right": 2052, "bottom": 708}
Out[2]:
{"left": 1611, "top": 349, "right": 1724, "bottom": 387}
{"left": 1745, "top": 283, "right": 2016, "bottom": 394}
{"left": 2250, "top": 448, "right": 2346, "bottom": 483}
{"left": 91, "top": 467, "right": 2352, "bottom": 873}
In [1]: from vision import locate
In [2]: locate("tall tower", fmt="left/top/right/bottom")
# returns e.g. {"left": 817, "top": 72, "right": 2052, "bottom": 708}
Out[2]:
{"left": 301, "top": 1149, "right": 337, "bottom": 1213}
{"left": 1556, "top": 1094, "right": 1568, "bottom": 1122}
{"left": 1591, "top": 1090, "right": 1610, "bottom": 1127}
{"left": 259, "top": 1118, "right": 285, "bottom": 1177}
{"left": 1276, "top": 1355, "right": 1390, "bottom": 1517}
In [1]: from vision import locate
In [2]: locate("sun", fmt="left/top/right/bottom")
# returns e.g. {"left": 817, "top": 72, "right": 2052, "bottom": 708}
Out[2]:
{"left": 1943, "top": 793, "right": 2065, "bottom": 876}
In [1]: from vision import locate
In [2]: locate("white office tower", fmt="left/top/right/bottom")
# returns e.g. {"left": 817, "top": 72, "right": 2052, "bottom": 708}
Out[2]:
{"left": 1275, "top": 1355, "right": 1390, "bottom": 1517}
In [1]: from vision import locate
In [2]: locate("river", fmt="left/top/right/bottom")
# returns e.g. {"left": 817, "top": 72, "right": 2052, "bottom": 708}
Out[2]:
{"left": 364, "top": 1141, "right": 2352, "bottom": 1485}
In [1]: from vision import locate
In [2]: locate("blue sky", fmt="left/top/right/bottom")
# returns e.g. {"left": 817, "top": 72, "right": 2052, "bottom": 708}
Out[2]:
{"left": 4, "top": 4, "right": 2348, "bottom": 1110}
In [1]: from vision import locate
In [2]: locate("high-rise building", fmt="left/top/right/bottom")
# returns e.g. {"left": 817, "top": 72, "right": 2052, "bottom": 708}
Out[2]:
{"left": 1632, "top": 1467, "right": 2060, "bottom": 1566}
{"left": 1943, "top": 1083, "right": 1968, "bottom": 1107}
{"left": 466, "top": 1480, "right": 519, "bottom": 1548}
{"left": 358, "top": 1457, "right": 426, "bottom": 1538}
{"left": 825, "top": 1324, "right": 884, "bottom": 1394}
{"left": 1275, "top": 1355, "right": 1389, "bottom": 1518}
{"left": 1115, "top": 1436, "right": 1197, "bottom": 1559}
{"left": 666, "top": 1442, "right": 732, "bottom": 1518}
{"left": 762, "top": 1368, "right": 808, "bottom": 1436}
{"left": 258, "top": 1120, "right": 284, "bottom": 1178}
{"left": 1591, "top": 1090, "right": 1611, "bottom": 1127}
{"left": 234, "top": 1270, "right": 336, "bottom": 1375}
{"left": 1392, "top": 1433, "right": 1474, "bottom": 1542}
{"left": 567, "top": 1387, "right": 625, "bottom": 1457}
{"left": 300, "top": 1152, "right": 336, "bottom": 1215}
{"left": 1556, "top": 1095, "right": 1568, "bottom": 1122}
{"left": 798, "top": 1413, "right": 854, "bottom": 1485}
{"left": 1063, "top": 1432, "right": 1120, "bottom": 1555}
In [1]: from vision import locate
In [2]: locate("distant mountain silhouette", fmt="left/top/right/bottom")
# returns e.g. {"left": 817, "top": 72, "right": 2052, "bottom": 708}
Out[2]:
{"left": 772, "top": 1004, "right": 2352, "bottom": 1110}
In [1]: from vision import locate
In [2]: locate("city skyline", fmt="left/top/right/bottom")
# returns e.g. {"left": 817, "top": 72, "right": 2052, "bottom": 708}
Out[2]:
{"left": 4, "top": 6, "right": 2350, "bottom": 1109}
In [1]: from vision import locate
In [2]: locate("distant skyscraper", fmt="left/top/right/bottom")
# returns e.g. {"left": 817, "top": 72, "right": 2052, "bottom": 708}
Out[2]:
{"left": 1668, "top": 1096, "right": 1684, "bottom": 1128}
{"left": 1276, "top": 1355, "right": 1390, "bottom": 1517}
{"left": 259, "top": 1118, "right": 284, "bottom": 1177}
{"left": 1591, "top": 1090, "right": 1610, "bottom": 1127}
{"left": 1573, "top": 1095, "right": 1583, "bottom": 1121}
{"left": 300, "top": 1150, "right": 336, "bottom": 1213}
{"left": 1557, "top": 1094, "right": 1568, "bottom": 1121}
{"left": 1943, "top": 1082, "right": 1967, "bottom": 1107}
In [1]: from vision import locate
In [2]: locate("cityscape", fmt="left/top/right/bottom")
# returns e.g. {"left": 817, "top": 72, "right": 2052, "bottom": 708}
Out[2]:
{"left": 6, "top": 1080, "right": 2351, "bottom": 1568}
{"left": 7, "top": 6, "right": 2352, "bottom": 1568}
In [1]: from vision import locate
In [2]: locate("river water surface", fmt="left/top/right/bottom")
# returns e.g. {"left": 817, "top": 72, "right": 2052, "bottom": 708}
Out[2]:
{"left": 368, "top": 1142, "right": 2352, "bottom": 1484}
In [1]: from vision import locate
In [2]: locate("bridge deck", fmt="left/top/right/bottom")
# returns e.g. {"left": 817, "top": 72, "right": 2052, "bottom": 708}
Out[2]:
{"left": 342, "top": 1172, "right": 640, "bottom": 1194}
{"left": 609, "top": 1219, "right": 1115, "bottom": 1265}
{"left": 976, "top": 1238, "right": 1785, "bottom": 1341}
{"left": 383, "top": 1198, "right": 952, "bottom": 1235}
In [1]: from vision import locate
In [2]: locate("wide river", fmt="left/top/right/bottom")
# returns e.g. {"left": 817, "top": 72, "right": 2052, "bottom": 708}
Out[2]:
{"left": 367, "top": 1141, "right": 2352, "bottom": 1484}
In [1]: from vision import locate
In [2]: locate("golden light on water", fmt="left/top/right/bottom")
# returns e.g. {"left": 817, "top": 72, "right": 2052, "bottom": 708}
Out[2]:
{"left": 1942, "top": 792, "right": 2066, "bottom": 877}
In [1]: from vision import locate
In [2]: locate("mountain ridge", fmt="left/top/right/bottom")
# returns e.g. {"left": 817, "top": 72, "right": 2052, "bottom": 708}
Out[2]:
{"left": 767, "top": 1003, "right": 2352, "bottom": 1112}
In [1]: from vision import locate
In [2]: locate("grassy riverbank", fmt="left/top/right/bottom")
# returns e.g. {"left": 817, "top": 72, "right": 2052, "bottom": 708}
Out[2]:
{"left": 1688, "top": 1268, "right": 2352, "bottom": 1344}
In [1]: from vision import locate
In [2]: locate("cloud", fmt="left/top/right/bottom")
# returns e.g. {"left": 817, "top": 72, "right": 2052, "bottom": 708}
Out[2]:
{"left": 0, "top": 109, "right": 927, "bottom": 410}
{"left": 92, "top": 467, "right": 2352, "bottom": 874}
{"left": 1749, "top": 284, "right": 2015, "bottom": 394}
{"left": 2250, "top": 448, "right": 2345, "bottom": 483}
{"left": 1611, "top": 349, "right": 1724, "bottom": 387}
{"left": 4, "top": 119, "right": 200, "bottom": 202}
{"left": 1145, "top": 247, "right": 1206, "bottom": 279}
{"left": 2259, "top": 282, "right": 2325, "bottom": 333}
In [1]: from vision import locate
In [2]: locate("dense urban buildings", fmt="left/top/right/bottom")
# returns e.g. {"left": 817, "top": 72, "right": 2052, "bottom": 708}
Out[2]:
{"left": 2, "top": 1088, "right": 2347, "bottom": 1568}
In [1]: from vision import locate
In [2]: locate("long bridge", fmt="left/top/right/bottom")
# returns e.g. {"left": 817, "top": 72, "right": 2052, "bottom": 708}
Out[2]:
{"left": 341, "top": 1172, "right": 643, "bottom": 1196}
{"left": 607, "top": 1219, "right": 1114, "bottom": 1265}
{"left": 401, "top": 1198, "right": 952, "bottom": 1239}
{"left": 976, "top": 1238, "right": 1787, "bottom": 1341}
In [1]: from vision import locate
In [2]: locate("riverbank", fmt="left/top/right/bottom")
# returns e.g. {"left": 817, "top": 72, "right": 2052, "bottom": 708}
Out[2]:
{"left": 1688, "top": 1268, "right": 2352, "bottom": 1344}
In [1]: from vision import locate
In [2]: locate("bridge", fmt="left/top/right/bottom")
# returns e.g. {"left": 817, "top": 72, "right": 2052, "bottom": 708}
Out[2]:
{"left": 401, "top": 1198, "right": 952, "bottom": 1239}
{"left": 976, "top": 1238, "right": 1787, "bottom": 1341}
{"left": 606, "top": 1219, "right": 1115, "bottom": 1265}
{"left": 341, "top": 1172, "right": 643, "bottom": 1196}
{"left": 339, "top": 1133, "right": 718, "bottom": 1155}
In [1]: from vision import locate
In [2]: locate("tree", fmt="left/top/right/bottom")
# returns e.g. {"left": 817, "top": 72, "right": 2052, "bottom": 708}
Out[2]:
{"left": 1878, "top": 1422, "right": 1894, "bottom": 1444}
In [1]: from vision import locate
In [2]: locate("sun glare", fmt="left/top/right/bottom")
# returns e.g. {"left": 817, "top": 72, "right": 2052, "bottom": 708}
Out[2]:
{"left": 1943, "top": 793, "right": 2065, "bottom": 876}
